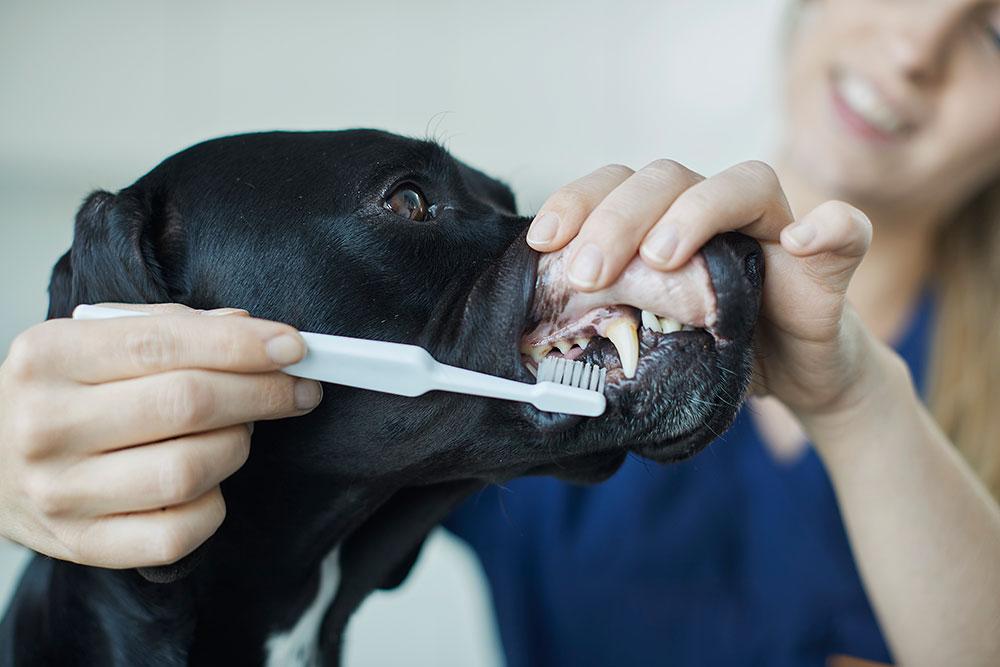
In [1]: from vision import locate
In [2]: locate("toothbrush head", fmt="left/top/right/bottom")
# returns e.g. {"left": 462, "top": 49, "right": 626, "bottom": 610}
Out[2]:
{"left": 536, "top": 356, "right": 607, "bottom": 395}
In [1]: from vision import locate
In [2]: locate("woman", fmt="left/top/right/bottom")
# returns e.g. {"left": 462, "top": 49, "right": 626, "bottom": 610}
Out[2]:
{"left": 1, "top": 0, "right": 998, "bottom": 664}
{"left": 445, "top": 1, "right": 1000, "bottom": 665}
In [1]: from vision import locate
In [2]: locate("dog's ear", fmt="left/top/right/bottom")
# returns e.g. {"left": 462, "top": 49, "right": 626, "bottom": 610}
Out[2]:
{"left": 47, "top": 188, "right": 187, "bottom": 318}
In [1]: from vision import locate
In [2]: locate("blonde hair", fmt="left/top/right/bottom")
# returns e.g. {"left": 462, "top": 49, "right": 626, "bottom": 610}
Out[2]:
{"left": 929, "top": 183, "right": 1000, "bottom": 499}
{"left": 783, "top": 0, "right": 1000, "bottom": 499}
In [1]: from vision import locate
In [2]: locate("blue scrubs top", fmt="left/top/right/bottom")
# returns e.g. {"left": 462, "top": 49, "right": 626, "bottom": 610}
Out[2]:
{"left": 446, "top": 293, "right": 934, "bottom": 667}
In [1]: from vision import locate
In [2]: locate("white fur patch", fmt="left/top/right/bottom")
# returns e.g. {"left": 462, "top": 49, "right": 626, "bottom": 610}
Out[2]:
{"left": 265, "top": 547, "right": 341, "bottom": 667}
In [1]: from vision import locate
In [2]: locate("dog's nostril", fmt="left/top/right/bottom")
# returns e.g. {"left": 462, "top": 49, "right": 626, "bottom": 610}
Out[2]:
{"left": 743, "top": 248, "right": 763, "bottom": 290}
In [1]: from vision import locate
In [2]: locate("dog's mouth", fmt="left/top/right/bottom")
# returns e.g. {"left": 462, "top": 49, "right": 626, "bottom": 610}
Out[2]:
{"left": 497, "top": 233, "right": 761, "bottom": 464}
{"left": 519, "top": 251, "right": 718, "bottom": 385}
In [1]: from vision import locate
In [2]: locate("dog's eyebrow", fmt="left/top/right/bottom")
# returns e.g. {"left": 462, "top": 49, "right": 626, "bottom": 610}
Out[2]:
{"left": 400, "top": 139, "right": 452, "bottom": 170}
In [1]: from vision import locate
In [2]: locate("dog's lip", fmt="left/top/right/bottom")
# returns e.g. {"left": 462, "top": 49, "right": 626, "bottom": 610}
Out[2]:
{"left": 504, "top": 247, "right": 588, "bottom": 432}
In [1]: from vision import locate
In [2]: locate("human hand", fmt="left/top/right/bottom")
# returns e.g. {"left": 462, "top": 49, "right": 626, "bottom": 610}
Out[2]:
{"left": 527, "top": 160, "right": 892, "bottom": 423}
{"left": 0, "top": 303, "right": 323, "bottom": 568}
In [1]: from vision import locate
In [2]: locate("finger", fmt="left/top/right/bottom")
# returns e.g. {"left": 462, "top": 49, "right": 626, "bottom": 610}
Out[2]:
{"left": 564, "top": 160, "right": 703, "bottom": 290}
{"left": 97, "top": 302, "right": 200, "bottom": 315}
{"left": 56, "top": 425, "right": 251, "bottom": 516}
{"left": 526, "top": 164, "right": 635, "bottom": 251}
{"left": 70, "top": 487, "right": 227, "bottom": 568}
{"left": 781, "top": 200, "right": 872, "bottom": 259}
{"left": 44, "top": 313, "right": 306, "bottom": 383}
{"left": 781, "top": 200, "right": 873, "bottom": 293}
{"left": 640, "top": 160, "right": 794, "bottom": 270}
{"left": 68, "top": 370, "right": 321, "bottom": 454}
{"left": 97, "top": 302, "right": 249, "bottom": 318}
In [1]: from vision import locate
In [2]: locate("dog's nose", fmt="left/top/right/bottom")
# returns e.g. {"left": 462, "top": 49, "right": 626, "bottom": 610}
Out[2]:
{"left": 722, "top": 233, "right": 764, "bottom": 291}
{"left": 742, "top": 245, "right": 763, "bottom": 291}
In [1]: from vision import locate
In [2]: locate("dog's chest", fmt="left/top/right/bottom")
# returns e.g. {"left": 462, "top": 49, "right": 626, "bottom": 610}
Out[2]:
{"left": 264, "top": 547, "right": 341, "bottom": 667}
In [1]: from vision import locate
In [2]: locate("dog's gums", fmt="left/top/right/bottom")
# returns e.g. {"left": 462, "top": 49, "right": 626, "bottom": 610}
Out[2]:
{"left": 522, "top": 250, "right": 719, "bottom": 379}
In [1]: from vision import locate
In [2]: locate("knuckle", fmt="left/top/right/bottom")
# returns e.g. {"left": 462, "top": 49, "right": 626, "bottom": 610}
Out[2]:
{"left": 821, "top": 200, "right": 872, "bottom": 248}
{"left": 159, "top": 373, "right": 214, "bottom": 430}
{"left": 159, "top": 453, "right": 203, "bottom": 505}
{"left": 642, "top": 158, "right": 689, "bottom": 183}
{"left": 5, "top": 327, "right": 49, "bottom": 381}
{"left": 208, "top": 322, "right": 254, "bottom": 368}
{"left": 816, "top": 199, "right": 854, "bottom": 219}
{"left": 208, "top": 490, "right": 227, "bottom": 528}
{"left": 25, "top": 471, "right": 69, "bottom": 516}
{"left": 230, "top": 429, "right": 252, "bottom": 467}
{"left": 260, "top": 374, "right": 297, "bottom": 415}
{"left": 598, "top": 163, "right": 634, "bottom": 179}
{"left": 151, "top": 523, "right": 191, "bottom": 565}
{"left": 10, "top": 397, "right": 58, "bottom": 459}
{"left": 672, "top": 189, "right": 718, "bottom": 223}
{"left": 738, "top": 160, "right": 780, "bottom": 186}
{"left": 546, "top": 187, "right": 592, "bottom": 221}
{"left": 584, "top": 205, "right": 631, "bottom": 231}
{"left": 123, "top": 325, "right": 181, "bottom": 371}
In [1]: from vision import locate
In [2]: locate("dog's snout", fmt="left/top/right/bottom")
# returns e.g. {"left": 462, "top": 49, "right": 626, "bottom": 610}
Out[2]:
{"left": 742, "top": 246, "right": 763, "bottom": 291}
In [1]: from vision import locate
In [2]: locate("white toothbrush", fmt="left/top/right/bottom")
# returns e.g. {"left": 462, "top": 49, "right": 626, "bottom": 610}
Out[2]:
{"left": 72, "top": 304, "right": 607, "bottom": 417}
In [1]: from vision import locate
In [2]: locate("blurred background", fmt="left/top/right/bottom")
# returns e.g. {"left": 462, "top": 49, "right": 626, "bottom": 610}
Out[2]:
{"left": 0, "top": 1, "right": 787, "bottom": 663}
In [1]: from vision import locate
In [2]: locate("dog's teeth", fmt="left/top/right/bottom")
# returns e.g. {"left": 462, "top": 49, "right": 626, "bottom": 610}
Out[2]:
{"left": 659, "top": 316, "right": 682, "bottom": 334}
{"left": 524, "top": 345, "right": 552, "bottom": 362}
{"left": 681, "top": 324, "right": 695, "bottom": 332}
{"left": 554, "top": 340, "right": 573, "bottom": 354}
{"left": 606, "top": 318, "right": 639, "bottom": 379}
{"left": 574, "top": 337, "right": 591, "bottom": 350}
{"left": 641, "top": 309, "right": 662, "bottom": 333}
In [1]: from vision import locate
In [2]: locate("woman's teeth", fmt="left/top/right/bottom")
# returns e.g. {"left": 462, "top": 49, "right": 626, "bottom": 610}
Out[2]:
{"left": 835, "top": 70, "right": 905, "bottom": 136}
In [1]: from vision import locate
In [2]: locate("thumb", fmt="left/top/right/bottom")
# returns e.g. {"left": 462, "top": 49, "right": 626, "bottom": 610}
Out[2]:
{"left": 95, "top": 303, "right": 250, "bottom": 317}
{"left": 779, "top": 200, "right": 872, "bottom": 295}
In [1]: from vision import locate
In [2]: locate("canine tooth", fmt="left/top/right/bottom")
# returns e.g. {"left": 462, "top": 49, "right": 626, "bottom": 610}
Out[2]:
{"left": 681, "top": 324, "right": 695, "bottom": 332}
{"left": 641, "top": 309, "right": 662, "bottom": 333}
{"left": 574, "top": 337, "right": 591, "bottom": 350}
{"left": 554, "top": 340, "right": 573, "bottom": 354}
{"left": 659, "top": 317, "right": 682, "bottom": 334}
{"left": 606, "top": 319, "right": 639, "bottom": 379}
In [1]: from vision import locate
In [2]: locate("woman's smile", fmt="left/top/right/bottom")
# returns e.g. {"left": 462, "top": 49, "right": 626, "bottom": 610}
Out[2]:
{"left": 828, "top": 66, "right": 915, "bottom": 144}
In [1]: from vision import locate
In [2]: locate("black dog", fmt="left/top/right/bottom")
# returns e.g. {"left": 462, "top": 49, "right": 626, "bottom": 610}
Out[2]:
{"left": 0, "top": 130, "right": 762, "bottom": 665}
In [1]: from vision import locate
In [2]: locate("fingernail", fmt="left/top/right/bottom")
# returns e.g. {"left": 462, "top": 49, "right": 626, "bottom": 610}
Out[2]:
{"left": 266, "top": 333, "right": 306, "bottom": 366}
{"left": 294, "top": 379, "right": 323, "bottom": 410}
{"left": 641, "top": 226, "right": 679, "bottom": 266}
{"left": 568, "top": 243, "right": 604, "bottom": 288}
{"left": 526, "top": 212, "right": 560, "bottom": 245}
{"left": 204, "top": 308, "right": 250, "bottom": 317}
{"left": 785, "top": 222, "right": 816, "bottom": 248}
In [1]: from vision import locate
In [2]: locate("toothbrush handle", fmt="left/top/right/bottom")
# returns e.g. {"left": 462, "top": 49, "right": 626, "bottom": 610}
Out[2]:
{"left": 291, "top": 332, "right": 437, "bottom": 396}
{"left": 71, "top": 305, "right": 438, "bottom": 396}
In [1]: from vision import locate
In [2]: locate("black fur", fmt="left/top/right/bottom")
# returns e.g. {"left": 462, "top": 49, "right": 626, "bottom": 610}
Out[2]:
{"left": 1, "top": 130, "right": 762, "bottom": 665}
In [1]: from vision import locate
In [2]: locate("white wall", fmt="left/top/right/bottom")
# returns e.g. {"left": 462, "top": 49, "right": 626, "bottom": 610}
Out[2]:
{"left": 0, "top": 1, "right": 787, "bottom": 664}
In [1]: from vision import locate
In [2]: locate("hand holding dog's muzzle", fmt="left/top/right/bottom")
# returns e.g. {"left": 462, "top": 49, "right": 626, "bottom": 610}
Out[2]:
{"left": 528, "top": 157, "right": 882, "bottom": 428}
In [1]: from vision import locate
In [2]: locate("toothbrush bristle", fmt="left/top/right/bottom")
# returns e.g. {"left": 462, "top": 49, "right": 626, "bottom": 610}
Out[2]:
{"left": 536, "top": 357, "right": 606, "bottom": 394}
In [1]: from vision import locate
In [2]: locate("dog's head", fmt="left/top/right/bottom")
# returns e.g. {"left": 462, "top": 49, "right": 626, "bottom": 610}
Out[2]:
{"left": 50, "top": 130, "right": 761, "bottom": 479}
{"left": 48, "top": 130, "right": 761, "bottom": 614}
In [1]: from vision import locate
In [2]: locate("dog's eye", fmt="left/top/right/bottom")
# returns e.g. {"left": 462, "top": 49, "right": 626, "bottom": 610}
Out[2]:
{"left": 385, "top": 184, "right": 429, "bottom": 222}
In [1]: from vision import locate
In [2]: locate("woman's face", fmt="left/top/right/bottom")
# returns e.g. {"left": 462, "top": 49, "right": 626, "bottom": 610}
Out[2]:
{"left": 784, "top": 0, "right": 1000, "bottom": 216}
